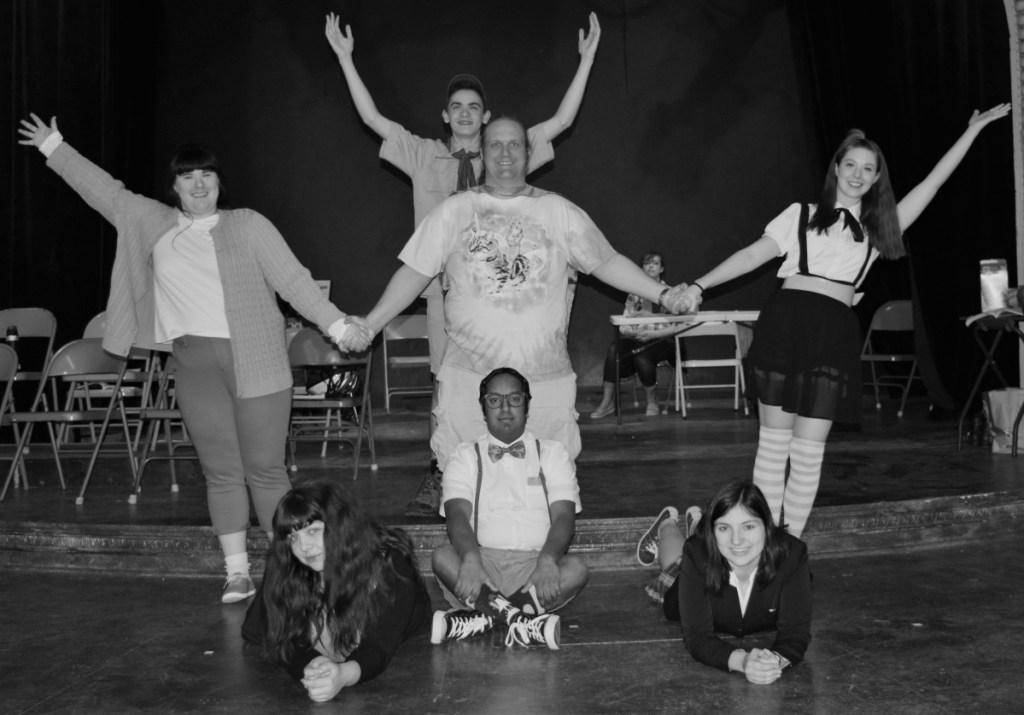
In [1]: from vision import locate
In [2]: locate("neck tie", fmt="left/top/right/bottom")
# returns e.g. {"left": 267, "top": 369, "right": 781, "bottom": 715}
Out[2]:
{"left": 451, "top": 148, "right": 480, "bottom": 192}
{"left": 488, "top": 440, "right": 526, "bottom": 462}
{"left": 836, "top": 207, "right": 865, "bottom": 243}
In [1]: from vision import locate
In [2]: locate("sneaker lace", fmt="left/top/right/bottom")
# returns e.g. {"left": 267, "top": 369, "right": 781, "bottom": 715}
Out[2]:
{"left": 504, "top": 615, "right": 548, "bottom": 647}
{"left": 447, "top": 612, "right": 491, "bottom": 640}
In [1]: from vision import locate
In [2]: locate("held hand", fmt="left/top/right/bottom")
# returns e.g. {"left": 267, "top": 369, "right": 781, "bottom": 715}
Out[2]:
{"left": 17, "top": 113, "right": 58, "bottom": 148}
{"left": 968, "top": 103, "right": 1010, "bottom": 130}
{"left": 301, "top": 656, "right": 345, "bottom": 702}
{"left": 743, "top": 648, "right": 784, "bottom": 685}
{"left": 578, "top": 12, "right": 601, "bottom": 62}
{"left": 336, "top": 315, "right": 372, "bottom": 352}
{"left": 662, "top": 285, "right": 699, "bottom": 315}
{"left": 324, "top": 13, "right": 354, "bottom": 59}
{"left": 524, "top": 557, "right": 561, "bottom": 608}
{"left": 455, "top": 555, "right": 488, "bottom": 606}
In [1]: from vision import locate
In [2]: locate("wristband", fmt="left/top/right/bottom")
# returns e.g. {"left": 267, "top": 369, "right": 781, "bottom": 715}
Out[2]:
{"left": 692, "top": 281, "right": 705, "bottom": 294}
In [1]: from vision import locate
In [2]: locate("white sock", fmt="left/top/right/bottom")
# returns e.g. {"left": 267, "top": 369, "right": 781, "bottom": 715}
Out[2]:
{"left": 752, "top": 425, "right": 793, "bottom": 526}
{"left": 225, "top": 552, "right": 249, "bottom": 577}
{"left": 784, "top": 437, "right": 826, "bottom": 538}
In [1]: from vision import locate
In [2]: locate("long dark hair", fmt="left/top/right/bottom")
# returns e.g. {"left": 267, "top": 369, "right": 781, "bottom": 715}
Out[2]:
{"left": 807, "top": 130, "right": 903, "bottom": 260}
{"left": 165, "top": 143, "right": 231, "bottom": 212}
{"left": 260, "top": 482, "right": 420, "bottom": 665}
{"left": 695, "top": 481, "right": 789, "bottom": 594}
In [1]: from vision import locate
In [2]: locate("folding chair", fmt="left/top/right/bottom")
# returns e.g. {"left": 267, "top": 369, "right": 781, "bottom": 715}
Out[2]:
{"left": 674, "top": 322, "right": 749, "bottom": 418}
{"left": 0, "top": 339, "right": 134, "bottom": 503}
{"left": 0, "top": 344, "right": 18, "bottom": 472}
{"left": 288, "top": 328, "right": 376, "bottom": 479}
{"left": 861, "top": 299, "right": 921, "bottom": 417}
{"left": 382, "top": 314, "right": 432, "bottom": 413}
{"left": 63, "top": 311, "right": 150, "bottom": 446}
{"left": 127, "top": 353, "right": 196, "bottom": 504}
{"left": 626, "top": 359, "right": 677, "bottom": 413}
{"left": 0, "top": 308, "right": 58, "bottom": 486}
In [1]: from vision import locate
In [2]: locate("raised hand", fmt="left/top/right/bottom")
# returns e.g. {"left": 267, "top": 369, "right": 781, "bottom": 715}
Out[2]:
{"left": 968, "top": 103, "right": 1010, "bottom": 130}
{"left": 578, "top": 12, "right": 601, "bottom": 61}
{"left": 324, "top": 13, "right": 354, "bottom": 59}
{"left": 17, "top": 113, "right": 58, "bottom": 148}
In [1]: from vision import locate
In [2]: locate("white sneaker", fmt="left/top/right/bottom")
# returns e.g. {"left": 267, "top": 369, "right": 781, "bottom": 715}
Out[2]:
{"left": 636, "top": 506, "right": 679, "bottom": 566}
{"left": 221, "top": 573, "right": 255, "bottom": 604}
{"left": 685, "top": 506, "right": 703, "bottom": 538}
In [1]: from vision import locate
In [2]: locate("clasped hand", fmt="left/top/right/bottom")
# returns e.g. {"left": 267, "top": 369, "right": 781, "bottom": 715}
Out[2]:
{"left": 333, "top": 315, "right": 373, "bottom": 352}
{"left": 743, "top": 648, "right": 785, "bottom": 685}
{"left": 301, "top": 656, "right": 345, "bottom": 702}
{"left": 661, "top": 284, "right": 701, "bottom": 315}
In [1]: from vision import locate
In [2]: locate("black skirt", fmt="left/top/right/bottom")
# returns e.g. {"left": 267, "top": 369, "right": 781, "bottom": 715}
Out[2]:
{"left": 747, "top": 288, "right": 862, "bottom": 424}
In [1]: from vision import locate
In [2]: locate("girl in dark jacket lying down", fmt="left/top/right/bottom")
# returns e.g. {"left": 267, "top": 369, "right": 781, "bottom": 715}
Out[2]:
{"left": 243, "top": 482, "right": 430, "bottom": 701}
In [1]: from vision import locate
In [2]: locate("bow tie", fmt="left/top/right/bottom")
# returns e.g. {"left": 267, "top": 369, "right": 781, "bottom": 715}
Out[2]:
{"left": 836, "top": 207, "right": 865, "bottom": 243}
{"left": 488, "top": 440, "right": 526, "bottom": 462}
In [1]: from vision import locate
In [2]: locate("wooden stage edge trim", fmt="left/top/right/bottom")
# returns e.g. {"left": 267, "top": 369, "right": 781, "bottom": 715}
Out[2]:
{"left": 1, "top": 491, "right": 1022, "bottom": 576}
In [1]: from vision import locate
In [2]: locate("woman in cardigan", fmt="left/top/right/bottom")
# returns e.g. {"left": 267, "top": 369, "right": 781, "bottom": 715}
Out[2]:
{"left": 639, "top": 481, "right": 811, "bottom": 684}
{"left": 19, "top": 113, "right": 368, "bottom": 603}
{"left": 242, "top": 483, "right": 430, "bottom": 701}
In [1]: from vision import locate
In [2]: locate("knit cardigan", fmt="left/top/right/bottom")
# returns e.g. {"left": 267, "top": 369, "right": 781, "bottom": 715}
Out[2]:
{"left": 47, "top": 143, "right": 346, "bottom": 398}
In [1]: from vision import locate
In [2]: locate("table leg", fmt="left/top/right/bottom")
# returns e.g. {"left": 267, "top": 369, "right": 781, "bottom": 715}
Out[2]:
{"left": 614, "top": 326, "right": 622, "bottom": 426}
{"left": 957, "top": 329, "right": 1006, "bottom": 450}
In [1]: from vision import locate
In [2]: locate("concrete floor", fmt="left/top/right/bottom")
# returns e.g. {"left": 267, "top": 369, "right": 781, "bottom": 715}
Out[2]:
{"left": 3, "top": 392, "right": 1023, "bottom": 713}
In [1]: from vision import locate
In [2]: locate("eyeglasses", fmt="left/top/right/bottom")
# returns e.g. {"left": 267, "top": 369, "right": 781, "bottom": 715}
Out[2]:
{"left": 482, "top": 392, "right": 527, "bottom": 409}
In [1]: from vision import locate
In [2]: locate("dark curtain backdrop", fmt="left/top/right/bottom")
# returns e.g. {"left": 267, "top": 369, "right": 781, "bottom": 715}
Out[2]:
{"left": 3, "top": 0, "right": 1015, "bottom": 409}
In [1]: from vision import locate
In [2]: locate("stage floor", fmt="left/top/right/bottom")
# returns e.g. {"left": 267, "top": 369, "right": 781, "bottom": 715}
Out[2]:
{"left": 1, "top": 392, "right": 1021, "bottom": 529}
{"left": 3, "top": 535, "right": 1021, "bottom": 714}
{"left": 4, "top": 392, "right": 1023, "bottom": 713}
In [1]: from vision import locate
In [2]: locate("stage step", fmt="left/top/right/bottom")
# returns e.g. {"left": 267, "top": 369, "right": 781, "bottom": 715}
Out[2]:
{"left": 1, "top": 492, "right": 1022, "bottom": 577}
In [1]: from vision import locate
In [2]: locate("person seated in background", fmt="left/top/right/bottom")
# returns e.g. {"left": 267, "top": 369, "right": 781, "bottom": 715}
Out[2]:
{"left": 429, "top": 367, "right": 589, "bottom": 649}
{"left": 242, "top": 483, "right": 430, "bottom": 702}
{"left": 636, "top": 481, "right": 812, "bottom": 684}
{"left": 591, "top": 251, "right": 678, "bottom": 418}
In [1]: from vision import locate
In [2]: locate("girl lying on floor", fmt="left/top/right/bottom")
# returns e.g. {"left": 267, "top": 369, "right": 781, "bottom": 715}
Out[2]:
{"left": 637, "top": 481, "right": 811, "bottom": 684}
{"left": 242, "top": 483, "right": 430, "bottom": 701}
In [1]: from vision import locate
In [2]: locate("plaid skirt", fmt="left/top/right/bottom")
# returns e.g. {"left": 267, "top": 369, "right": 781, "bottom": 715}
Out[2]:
{"left": 747, "top": 289, "right": 863, "bottom": 424}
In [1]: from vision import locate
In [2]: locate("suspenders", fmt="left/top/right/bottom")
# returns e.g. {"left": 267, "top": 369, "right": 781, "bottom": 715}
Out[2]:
{"left": 472, "top": 439, "right": 550, "bottom": 535}
{"left": 797, "top": 203, "right": 874, "bottom": 289}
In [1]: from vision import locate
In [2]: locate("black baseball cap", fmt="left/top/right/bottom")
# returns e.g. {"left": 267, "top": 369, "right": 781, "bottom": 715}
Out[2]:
{"left": 446, "top": 74, "right": 487, "bottom": 111}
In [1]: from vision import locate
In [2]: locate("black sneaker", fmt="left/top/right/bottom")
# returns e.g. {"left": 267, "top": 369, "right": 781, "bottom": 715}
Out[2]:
{"left": 430, "top": 609, "right": 494, "bottom": 644}
{"left": 636, "top": 506, "right": 678, "bottom": 566}
{"left": 505, "top": 612, "right": 561, "bottom": 650}
{"left": 483, "top": 590, "right": 560, "bottom": 650}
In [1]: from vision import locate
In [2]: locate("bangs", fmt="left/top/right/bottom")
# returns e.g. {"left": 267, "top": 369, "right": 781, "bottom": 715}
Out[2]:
{"left": 170, "top": 144, "right": 220, "bottom": 176}
{"left": 273, "top": 491, "right": 324, "bottom": 540}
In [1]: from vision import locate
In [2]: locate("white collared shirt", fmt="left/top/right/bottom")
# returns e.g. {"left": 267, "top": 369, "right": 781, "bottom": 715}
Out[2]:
{"left": 728, "top": 568, "right": 758, "bottom": 617}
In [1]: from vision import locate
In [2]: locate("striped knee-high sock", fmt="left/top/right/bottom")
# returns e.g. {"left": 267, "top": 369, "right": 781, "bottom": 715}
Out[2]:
{"left": 752, "top": 426, "right": 793, "bottom": 526}
{"left": 783, "top": 437, "right": 826, "bottom": 538}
